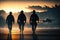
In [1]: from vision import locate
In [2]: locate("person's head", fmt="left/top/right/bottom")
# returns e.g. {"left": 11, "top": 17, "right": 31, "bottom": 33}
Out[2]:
{"left": 33, "top": 10, "right": 36, "bottom": 14}
{"left": 9, "top": 12, "right": 12, "bottom": 15}
{"left": 20, "top": 10, "right": 24, "bottom": 14}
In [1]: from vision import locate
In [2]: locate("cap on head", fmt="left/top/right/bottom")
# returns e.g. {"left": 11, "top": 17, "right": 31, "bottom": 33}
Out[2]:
{"left": 33, "top": 10, "right": 36, "bottom": 14}
{"left": 9, "top": 12, "right": 12, "bottom": 15}
{"left": 20, "top": 10, "right": 24, "bottom": 14}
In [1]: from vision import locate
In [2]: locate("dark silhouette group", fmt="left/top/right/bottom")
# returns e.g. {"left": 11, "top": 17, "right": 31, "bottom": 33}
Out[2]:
{"left": 6, "top": 10, "right": 39, "bottom": 34}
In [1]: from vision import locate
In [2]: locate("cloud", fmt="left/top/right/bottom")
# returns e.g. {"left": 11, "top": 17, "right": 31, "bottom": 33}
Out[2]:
{"left": 0, "top": 10, "right": 5, "bottom": 15}
{"left": 0, "top": 0, "right": 60, "bottom": 2}
{"left": 28, "top": 6, "right": 43, "bottom": 10}
{"left": 0, "top": 10, "right": 6, "bottom": 27}
{"left": 27, "top": 5, "right": 51, "bottom": 11}
{"left": 0, "top": 16, "right": 6, "bottom": 27}
{"left": 27, "top": 5, "right": 60, "bottom": 27}
{"left": 27, "top": 5, "right": 60, "bottom": 11}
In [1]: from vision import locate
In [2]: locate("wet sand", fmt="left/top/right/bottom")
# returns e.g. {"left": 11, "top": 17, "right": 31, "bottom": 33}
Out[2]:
{"left": 0, "top": 29, "right": 60, "bottom": 40}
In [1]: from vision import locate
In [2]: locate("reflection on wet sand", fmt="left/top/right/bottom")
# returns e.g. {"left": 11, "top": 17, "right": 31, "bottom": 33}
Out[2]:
{"left": 32, "top": 33, "right": 38, "bottom": 40}
{"left": 20, "top": 33, "right": 24, "bottom": 40}
{"left": 0, "top": 29, "right": 60, "bottom": 40}
{"left": 7, "top": 33, "right": 38, "bottom": 40}
{"left": 7, "top": 33, "right": 12, "bottom": 40}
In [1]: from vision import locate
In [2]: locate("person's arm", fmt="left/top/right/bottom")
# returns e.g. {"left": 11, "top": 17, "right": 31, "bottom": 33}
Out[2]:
{"left": 17, "top": 15, "right": 20, "bottom": 23}
{"left": 25, "top": 17, "right": 26, "bottom": 23}
{"left": 6, "top": 16, "right": 8, "bottom": 23}
{"left": 30, "top": 15, "right": 32, "bottom": 24}
{"left": 38, "top": 17, "right": 39, "bottom": 23}
{"left": 12, "top": 16, "right": 15, "bottom": 24}
{"left": 24, "top": 15, "right": 26, "bottom": 23}
{"left": 36, "top": 15, "right": 39, "bottom": 23}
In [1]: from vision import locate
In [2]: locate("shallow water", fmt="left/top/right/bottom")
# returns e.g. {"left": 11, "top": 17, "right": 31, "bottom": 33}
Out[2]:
{"left": 0, "top": 28, "right": 60, "bottom": 40}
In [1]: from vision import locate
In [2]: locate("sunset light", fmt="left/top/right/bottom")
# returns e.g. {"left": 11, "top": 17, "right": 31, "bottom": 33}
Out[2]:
{"left": 0, "top": 1, "right": 59, "bottom": 13}
{"left": 2, "top": 8, "right": 31, "bottom": 13}
{"left": 0, "top": 0, "right": 60, "bottom": 40}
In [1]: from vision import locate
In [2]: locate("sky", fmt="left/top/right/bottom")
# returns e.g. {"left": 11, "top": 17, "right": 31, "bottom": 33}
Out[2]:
{"left": 0, "top": 0, "right": 60, "bottom": 33}
{"left": 0, "top": 0, "right": 60, "bottom": 13}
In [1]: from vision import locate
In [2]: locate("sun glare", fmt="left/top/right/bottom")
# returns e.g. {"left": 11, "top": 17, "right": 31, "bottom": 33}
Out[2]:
{"left": 0, "top": 1, "right": 56, "bottom": 13}
{"left": 11, "top": 27, "right": 20, "bottom": 34}
{"left": 3, "top": 8, "right": 32, "bottom": 13}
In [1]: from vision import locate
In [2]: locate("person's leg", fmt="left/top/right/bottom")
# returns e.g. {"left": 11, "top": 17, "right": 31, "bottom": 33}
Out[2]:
{"left": 10, "top": 24, "right": 12, "bottom": 34}
{"left": 32, "top": 23, "right": 37, "bottom": 34}
{"left": 19, "top": 24, "right": 21, "bottom": 32}
{"left": 32, "top": 25, "right": 35, "bottom": 34}
{"left": 8, "top": 24, "right": 12, "bottom": 34}
{"left": 35, "top": 23, "right": 37, "bottom": 32}
{"left": 21, "top": 23, "right": 25, "bottom": 33}
{"left": 10, "top": 24, "right": 12, "bottom": 33}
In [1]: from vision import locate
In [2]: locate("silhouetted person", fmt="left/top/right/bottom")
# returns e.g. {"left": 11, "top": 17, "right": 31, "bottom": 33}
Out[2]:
{"left": 6, "top": 12, "right": 14, "bottom": 33}
{"left": 17, "top": 10, "right": 26, "bottom": 33}
{"left": 30, "top": 10, "right": 39, "bottom": 33}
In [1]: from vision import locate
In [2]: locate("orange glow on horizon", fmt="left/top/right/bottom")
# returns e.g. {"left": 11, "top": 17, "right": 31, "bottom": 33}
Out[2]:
{"left": 2, "top": 8, "right": 32, "bottom": 13}
{"left": 0, "top": 27, "right": 59, "bottom": 34}
{"left": 0, "top": 1, "right": 57, "bottom": 13}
